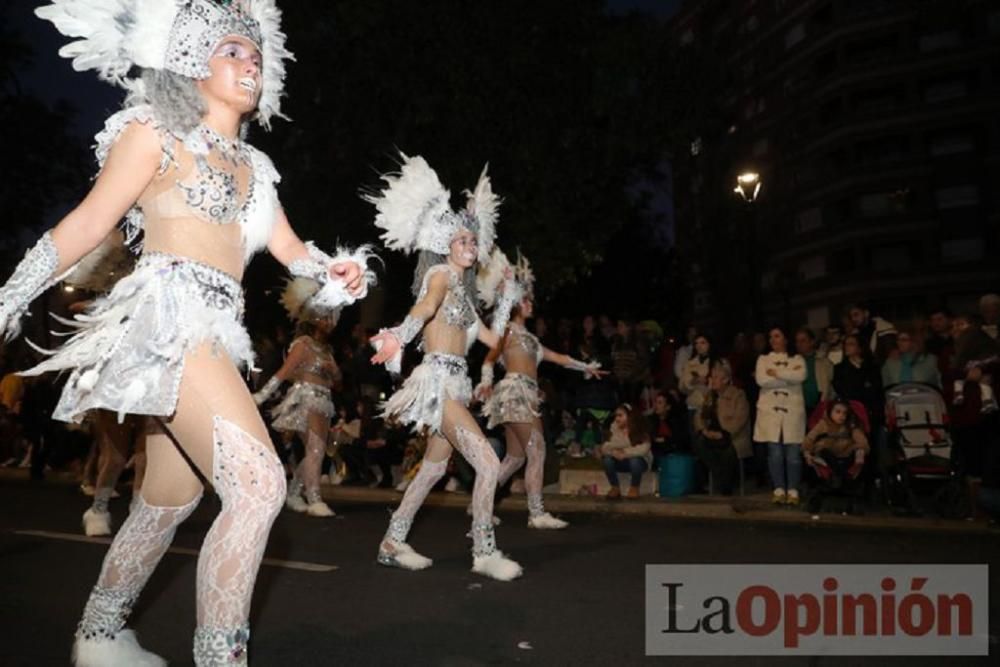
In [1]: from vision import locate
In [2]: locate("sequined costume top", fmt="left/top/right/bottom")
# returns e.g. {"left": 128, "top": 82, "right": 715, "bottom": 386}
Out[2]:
{"left": 417, "top": 265, "right": 481, "bottom": 358}
{"left": 287, "top": 336, "right": 340, "bottom": 388}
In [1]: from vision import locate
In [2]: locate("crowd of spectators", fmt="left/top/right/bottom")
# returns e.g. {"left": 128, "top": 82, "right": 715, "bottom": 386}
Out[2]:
{"left": 3, "top": 293, "right": 999, "bottom": 522}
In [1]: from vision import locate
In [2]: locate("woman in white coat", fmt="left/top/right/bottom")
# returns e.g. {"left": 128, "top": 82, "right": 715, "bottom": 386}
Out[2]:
{"left": 753, "top": 327, "right": 807, "bottom": 506}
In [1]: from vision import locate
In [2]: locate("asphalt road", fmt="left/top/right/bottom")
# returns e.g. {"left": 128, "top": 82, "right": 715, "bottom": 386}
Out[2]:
{"left": 1, "top": 480, "right": 997, "bottom": 666}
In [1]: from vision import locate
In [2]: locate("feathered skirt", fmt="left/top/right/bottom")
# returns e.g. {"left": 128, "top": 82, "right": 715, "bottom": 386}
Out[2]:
{"left": 22, "top": 252, "right": 254, "bottom": 423}
{"left": 271, "top": 381, "right": 335, "bottom": 433}
{"left": 380, "top": 352, "right": 472, "bottom": 434}
{"left": 482, "top": 372, "right": 541, "bottom": 429}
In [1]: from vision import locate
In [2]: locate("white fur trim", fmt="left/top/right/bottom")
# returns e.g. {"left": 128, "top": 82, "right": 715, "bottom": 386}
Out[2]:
{"left": 72, "top": 629, "right": 166, "bottom": 667}
{"left": 472, "top": 551, "right": 523, "bottom": 581}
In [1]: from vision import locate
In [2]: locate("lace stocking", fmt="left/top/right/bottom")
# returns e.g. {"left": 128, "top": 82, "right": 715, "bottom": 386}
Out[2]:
{"left": 452, "top": 425, "right": 500, "bottom": 556}
{"left": 497, "top": 453, "right": 526, "bottom": 487}
{"left": 193, "top": 416, "right": 285, "bottom": 666}
{"left": 384, "top": 458, "right": 448, "bottom": 544}
{"left": 296, "top": 426, "right": 327, "bottom": 504}
{"left": 77, "top": 492, "right": 202, "bottom": 642}
{"left": 524, "top": 428, "right": 547, "bottom": 518}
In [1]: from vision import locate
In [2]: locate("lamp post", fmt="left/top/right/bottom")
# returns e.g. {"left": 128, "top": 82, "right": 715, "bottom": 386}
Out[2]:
{"left": 734, "top": 172, "right": 762, "bottom": 330}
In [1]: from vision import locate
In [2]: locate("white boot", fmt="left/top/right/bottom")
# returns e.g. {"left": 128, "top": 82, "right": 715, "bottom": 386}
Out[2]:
{"left": 528, "top": 512, "right": 568, "bottom": 529}
{"left": 72, "top": 629, "right": 166, "bottom": 667}
{"left": 472, "top": 551, "right": 523, "bottom": 581}
{"left": 377, "top": 540, "right": 433, "bottom": 570}
{"left": 82, "top": 508, "right": 112, "bottom": 537}
{"left": 285, "top": 493, "right": 308, "bottom": 513}
{"left": 306, "top": 501, "right": 335, "bottom": 517}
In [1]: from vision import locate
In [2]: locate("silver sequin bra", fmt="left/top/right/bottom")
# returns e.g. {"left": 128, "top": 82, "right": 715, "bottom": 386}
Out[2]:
{"left": 175, "top": 125, "right": 253, "bottom": 225}
{"left": 507, "top": 322, "right": 543, "bottom": 365}
{"left": 441, "top": 278, "right": 477, "bottom": 330}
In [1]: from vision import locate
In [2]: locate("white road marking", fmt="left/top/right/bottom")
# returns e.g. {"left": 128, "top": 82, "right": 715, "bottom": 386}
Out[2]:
{"left": 14, "top": 530, "right": 338, "bottom": 572}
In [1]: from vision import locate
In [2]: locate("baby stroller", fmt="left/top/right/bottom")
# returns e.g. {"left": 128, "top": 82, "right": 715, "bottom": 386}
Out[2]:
{"left": 881, "top": 383, "right": 966, "bottom": 517}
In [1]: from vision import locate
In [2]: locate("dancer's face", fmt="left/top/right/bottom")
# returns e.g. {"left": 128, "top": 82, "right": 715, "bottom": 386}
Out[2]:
{"left": 199, "top": 36, "right": 262, "bottom": 115}
{"left": 449, "top": 229, "right": 478, "bottom": 269}
{"left": 519, "top": 297, "right": 534, "bottom": 319}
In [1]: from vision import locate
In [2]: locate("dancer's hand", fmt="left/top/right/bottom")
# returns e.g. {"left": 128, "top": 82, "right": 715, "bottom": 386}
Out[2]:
{"left": 474, "top": 383, "right": 493, "bottom": 402}
{"left": 585, "top": 367, "right": 609, "bottom": 380}
{"left": 329, "top": 261, "right": 365, "bottom": 297}
{"left": 370, "top": 331, "right": 401, "bottom": 365}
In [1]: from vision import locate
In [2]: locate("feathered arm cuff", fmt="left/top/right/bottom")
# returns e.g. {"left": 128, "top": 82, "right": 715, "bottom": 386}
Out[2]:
{"left": 253, "top": 376, "right": 283, "bottom": 406}
{"left": 287, "top": 243, "right": 378, "bottom": 315}
{"left": 0, "top": 232, "right": 63, "bottom": 341}
{"left": 566, "top": 358, "right": 602, "bottom": 376}
{"left": 474, "top": 362, "right": 495, "bottom": 400}
{"left": 373, "top": 314, "right": 425, "bottom": 375}
{"left": 490, "top": 279, "right": 523, "bottom": 337}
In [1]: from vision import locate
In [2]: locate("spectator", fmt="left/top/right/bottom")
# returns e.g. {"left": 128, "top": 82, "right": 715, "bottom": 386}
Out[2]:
{"left": 980, "top": 294, "right": 1000, "bottom": 341}
{"left": 727, "top": 332, "right": 755, "bottom": 391}
{"left": 754, "top": 327, "right": 807, "bottom": 506}
{"left": 820, "top": 325, "right": 845, "bottom": 366}
{"left": 679, "top": 334, "right": 726, "bottom": 431}
{"left": 802, "top": 399, "right": 870, "bottom": 514}
{"left": 600, "top": 403, "right": 651, "bottom": 499}
{"left": 611, "top": 319, "right": 644, "bottom": 403}
{"left": 579, "top": 314, "right": 609, "bottom": 360}
{"left": 673, "top": 325, "right": 697, "bottom": 383}
{"left": 794, "top": 327, "right": 833, "bottom": 417}
{"left": 881, "top": 327, "right": 941, "bottom": 388}
{"left": 832, "top": 334, "right": 884, "bottom": 429}
{"left": 950, "top": 364, "right": 998, "bottom": 479}
{"left": 647, "top": 390, "right": 686, "bottom": 462}
{"left": 847, "top": 303, "right": 897, "bottom": 362}
{"left": 952, "top": 313, "right": 999, "bottom": 373}
{"left": 693, "top": 364, "right": 750, "bottom": 495}
{"left": 925, "top": 308, "right": 955, "bottom": 379}
{"left": 598, "top": 314, "right": 616, "bottom": 347}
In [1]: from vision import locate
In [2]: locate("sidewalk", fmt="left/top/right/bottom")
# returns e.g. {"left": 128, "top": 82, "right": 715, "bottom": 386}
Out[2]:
{"left": 8, "top": 467, "right": 995, "bottom": 535}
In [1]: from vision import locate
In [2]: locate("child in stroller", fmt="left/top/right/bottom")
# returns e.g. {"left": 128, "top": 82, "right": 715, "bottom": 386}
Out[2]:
{"left": 803, "top": 399, "right": 870, "bottom": 514}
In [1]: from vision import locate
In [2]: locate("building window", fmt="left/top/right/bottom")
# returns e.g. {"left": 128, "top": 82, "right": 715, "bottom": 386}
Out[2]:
{"left": 799, "top": 256, "right": 827, "bottom": 281}
{"left": 927, "top": 130, "right": 975, "bottom": 156}
{"left": 923, "top": 78, "right": 969, "bottom": 103}
{"left": 856, "top": 136, "right": 908, "bottom": 164}
{"left": 919, "top": 30, "right": 962, "bottom": 52}
{"left": 807, "top": 306, "right": 830, "bottom": 330}
{"left": 871, "top": 246, "right": 911, "bottom": 272}
{"left": 796, "top": 207, "right": 823, "bottom": 234}
{"left": 785, "top": 22, "right": 806, "bottom": 50}
{"left": 935, "top": 185, "right": 980, "bottom": 209}
{"left": 761, "top": 270, "right": 777, "bottom": 289}
{"left": 858, "top": 192, "right": 899, "bottom": 217}
{"left": 941, "top": 239, "right": 985, "bottom": 264}
{"left": 989, "top": 11, "right": 1000, "bottom": 36}
{"left": 752, "top": 138, "right": 769, "bottom": 157}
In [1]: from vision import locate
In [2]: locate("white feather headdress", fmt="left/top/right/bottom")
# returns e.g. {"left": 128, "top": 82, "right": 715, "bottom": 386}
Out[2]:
{"left": 476, "top": 248, "right": 511, "bottom": 309}
{"left": 364, "top": 152, "right": 500, "bottom": 261}
{"left": 513, "top": 249, "right": 536, "bottom": 298}
{"left": 280, "top": 277, "right": 338, "bottom": 325}
{"left": 36, "top": 0, "right": 292, "bottom": 129}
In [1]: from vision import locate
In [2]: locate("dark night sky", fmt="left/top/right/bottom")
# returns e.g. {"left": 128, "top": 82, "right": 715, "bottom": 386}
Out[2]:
{"left": 9, "top": 0, "right": 682, "bottom": 140}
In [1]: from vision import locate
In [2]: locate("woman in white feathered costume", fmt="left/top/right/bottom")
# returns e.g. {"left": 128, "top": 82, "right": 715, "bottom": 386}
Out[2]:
{"left": 476, "top": 250, "right": 606, "bottom": 529}
{"left": 1, "top": 2, "right": 375, "bottom": 665}
{"left": 366, "top": 153, "right": 524, "bottom": 581}
{"left": 252, "top": 278, "right": 344, "bottom": 517}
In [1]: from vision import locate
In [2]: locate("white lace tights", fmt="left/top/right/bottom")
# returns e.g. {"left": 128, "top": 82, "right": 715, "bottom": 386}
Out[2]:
{"left": 499, "top": 425, "right": 548, "bottom": 517}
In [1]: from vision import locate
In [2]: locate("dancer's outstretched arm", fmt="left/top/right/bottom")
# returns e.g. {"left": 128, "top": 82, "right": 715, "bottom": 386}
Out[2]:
{"left": 252, "top": 337, "right": 310, "bottom": 405}
{"left": 369, "top": 270, "right": 449, "bottom": 371}
{"left": 541, "top": 347, "right": 608, "bottom": 379}
{"left": 0, "top": 122, "right": 161, "bottom": 338}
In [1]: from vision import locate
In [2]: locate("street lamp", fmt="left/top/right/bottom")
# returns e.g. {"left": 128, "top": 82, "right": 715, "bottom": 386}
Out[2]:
{"left": 733, "top": 172, "right": 763, "bottom": 329}
{"left": 734, "top": 172, "right": 761, "bottom": 202}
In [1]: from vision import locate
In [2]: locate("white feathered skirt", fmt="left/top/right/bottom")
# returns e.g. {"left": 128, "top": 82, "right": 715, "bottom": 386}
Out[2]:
{"left": 482, "top": 372, "right": 541, "bottom": 429}
{"left": 380, "top": 352, "right": 472, "bottom": 434}
{"left": 22, "top": 252, "right": 254, "bottom": 423}
{"left": 271, "top": 381, "right": 335, "bottom": 433}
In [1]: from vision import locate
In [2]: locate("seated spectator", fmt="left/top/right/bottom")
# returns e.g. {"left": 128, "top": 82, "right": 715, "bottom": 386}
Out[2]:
{"left": 340, "top": 397, "right": 400, "bottom": 487}
{"left": 647, "top": 390, "right": 687, "bottom": 463}
{"left": 881, "top": 327, "right": 941, "bottom": 388}
{"left": 599, "top": 403, "right": 651, "bottom": 499}
{"left": 803, "top": 399, "right": 870, "bottom": 514}
{"left": 693, "top": 364, "right": 750, "bottom": 495}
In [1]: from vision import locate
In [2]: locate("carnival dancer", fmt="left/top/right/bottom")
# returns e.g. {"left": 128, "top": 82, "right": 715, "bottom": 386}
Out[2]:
{"left": 253, "top": 279, "right": 343, "bottom": 517}
{"left": 366, "top": 153, "right": 523, "bottom": 581}
{"left": 3, "top": 2, "right": 375, "bottom": 664}
{"left": 477, "top": 250, "right": 605, "bottom": 528}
